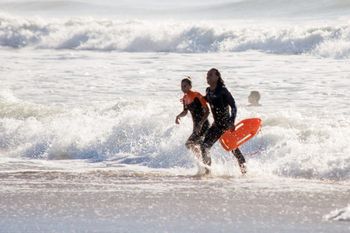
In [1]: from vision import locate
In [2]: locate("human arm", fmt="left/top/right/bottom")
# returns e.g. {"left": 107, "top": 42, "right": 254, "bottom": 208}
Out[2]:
{"left": 223, "top": 88, "right": 237, "bottom": 128}
{"left": 175, "top": 109, "right": 188, "bottom": 124}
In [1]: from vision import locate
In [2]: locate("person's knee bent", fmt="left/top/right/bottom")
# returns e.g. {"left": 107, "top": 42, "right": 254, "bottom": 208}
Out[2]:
{"left": 185, "top": 140, "right": 193, "bottom": 150}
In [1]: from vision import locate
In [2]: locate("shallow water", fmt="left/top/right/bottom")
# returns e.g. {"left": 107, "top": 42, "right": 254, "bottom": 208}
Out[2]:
{"left": 1, "top": 3, "right": 350, "bottom": 231}
{"left": 0, "top": 167, "right": 349, "bottom": 233}
{"left": 1, "top": 50, "right": 349, "bottom": 180}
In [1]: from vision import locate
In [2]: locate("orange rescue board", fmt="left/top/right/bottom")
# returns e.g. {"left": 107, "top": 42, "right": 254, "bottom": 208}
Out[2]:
{"left": 220, "top": 118, "right": 262, "bottom": 151}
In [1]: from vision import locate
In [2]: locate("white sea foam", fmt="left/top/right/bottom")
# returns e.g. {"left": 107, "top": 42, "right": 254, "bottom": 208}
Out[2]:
{"left": 0, "top": 1, "right": 349, "bottom": 232}
{"left": 0, "top": 15, "right": 350, "bottom": 58}
{"left": 1, "top": 86, "right": 349, "bottom": 181}
{"left": 0, "top": 92, "right": 192, "bottom": 166}
{"left": 324, "top": 205, "right": 350, "bottom": 221}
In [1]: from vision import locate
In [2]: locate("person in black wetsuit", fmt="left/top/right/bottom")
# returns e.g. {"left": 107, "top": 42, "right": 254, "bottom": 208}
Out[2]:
{"left": 176, "top": 77, "right": 210, "bottom": 157}
{"left": 200, "top": 68, "right": 247, "bottom": 174}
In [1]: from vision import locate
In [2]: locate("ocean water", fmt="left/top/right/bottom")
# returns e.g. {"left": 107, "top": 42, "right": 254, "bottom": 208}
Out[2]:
{"left": 0, "top": 0, "right": 350, "bottom": 232}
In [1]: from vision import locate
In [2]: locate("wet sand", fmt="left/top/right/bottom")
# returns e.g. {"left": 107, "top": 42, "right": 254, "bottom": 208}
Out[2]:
{"left": 0, "top": 169, "right": 349, "bottom": 233}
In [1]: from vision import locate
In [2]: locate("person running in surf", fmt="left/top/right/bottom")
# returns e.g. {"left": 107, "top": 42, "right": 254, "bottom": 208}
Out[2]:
{"left": 176, "top": 77, "right": 210, "bottom": 158}
{"left": 200, "top": 68, "right": 247, "bottom": 175}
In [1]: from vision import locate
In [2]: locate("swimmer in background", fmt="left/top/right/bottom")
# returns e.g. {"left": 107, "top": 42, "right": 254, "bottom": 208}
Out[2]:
{"left": 248, "top": 91, "right": 261, "bottom": 107}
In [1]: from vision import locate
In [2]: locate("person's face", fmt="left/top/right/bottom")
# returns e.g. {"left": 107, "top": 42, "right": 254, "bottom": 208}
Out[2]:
{"left": 248, "top": 94, "right": 258, "bottom": 104}
{"left": 207, "top": 70, "right": 219, "bottom": 86}
{"left": 248, "top": 94, "right": 254, "bottom": 103}
{"left": 181, "top": 81, "right": 191, "bottom": 93}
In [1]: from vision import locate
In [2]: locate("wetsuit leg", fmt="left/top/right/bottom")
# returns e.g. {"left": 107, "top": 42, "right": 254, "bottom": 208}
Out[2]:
{"left": 185, "top": 120, "right": 210, "bottom": 149}
{"left": 186, "top": 120, "right": 210, "bottom": 159}
{"left": 199, "top": 120, "right": 210, "bottom": 136}
{"left": 185, "top": 133, "right": 197, "bottom": 149}
{"left": 232, "top": 148, "right": 247, "bottom": 174}
{"left": 232, "top": 148, "right": 246, "bottom": 164}
{"left": 200, "top": 124, "right": 225, "bottom": 166}
{"left": 185, "top": 132, "right": 201, "bottom": 156}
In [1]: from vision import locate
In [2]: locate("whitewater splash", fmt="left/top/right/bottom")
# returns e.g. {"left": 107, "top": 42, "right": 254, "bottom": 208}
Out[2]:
{"left": 0, "top": 15, "right": 350, "bottom": 58}
{"left": 1, "top": 89, "right": 349, "bottom": 181}
{"left": 1, "top": 2, "right": 349, "bottom": 232}
{"left": 324, "top": 205, "right": 350, "bottom": 222}
{"left": 0, "top": 90, "right": 192, "bottom": 167}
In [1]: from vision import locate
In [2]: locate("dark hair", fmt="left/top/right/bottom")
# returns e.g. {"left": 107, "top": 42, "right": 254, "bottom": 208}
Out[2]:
{"left": 181, "top": 76, "right": 192, "bottom": 86}
{"left": 209, "top": 68, "right": 224, "bottom": 87}
{"left": 250, "top": 91, "right": 261, "bottom": 101}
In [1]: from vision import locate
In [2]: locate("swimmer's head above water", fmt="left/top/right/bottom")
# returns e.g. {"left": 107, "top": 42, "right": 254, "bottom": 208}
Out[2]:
{"left": 181, "top": 76, "right": 192, "bottom": 94}
{"left": 248, "top": 91, "right": 261, "bottom": 106}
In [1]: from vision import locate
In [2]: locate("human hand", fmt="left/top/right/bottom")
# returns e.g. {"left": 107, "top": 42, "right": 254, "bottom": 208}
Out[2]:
{"left": 175, "top": 116, "right": 181, "bottom": 124}
{"left": 228, "top": 119, "right": 235, "bottom": 131}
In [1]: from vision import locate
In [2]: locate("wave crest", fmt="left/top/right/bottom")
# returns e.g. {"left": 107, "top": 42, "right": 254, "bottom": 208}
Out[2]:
{"left": 1, "top": 91, "right": 350, "bottom": 181}
{"left": 0, "top": 15, "right": 350, "bottom": 58}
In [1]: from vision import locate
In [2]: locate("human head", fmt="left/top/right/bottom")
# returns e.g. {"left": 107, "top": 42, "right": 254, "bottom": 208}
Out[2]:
{"left": 207, "top": 68, "right": 224, "bottom": 87}
{"left": 181, "top": 77, "right": 192, "bottom": 93}
{"left": 248, "top": 91, "right": 261, "bottom": 105}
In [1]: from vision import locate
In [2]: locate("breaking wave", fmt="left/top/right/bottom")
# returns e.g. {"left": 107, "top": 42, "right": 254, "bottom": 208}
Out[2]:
{"left": 1, "top": 91, "right": 349, "bottom": 181}
{"left": 0, "top": 15, "right": 350, "bottom": 58}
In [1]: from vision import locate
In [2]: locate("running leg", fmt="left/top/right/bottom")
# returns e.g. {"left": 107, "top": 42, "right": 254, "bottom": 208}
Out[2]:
{"left": 232, "top": 148, "right": 247, "bottom": 174}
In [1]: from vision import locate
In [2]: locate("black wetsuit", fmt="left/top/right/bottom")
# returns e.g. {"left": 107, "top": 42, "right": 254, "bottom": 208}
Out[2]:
{"left": 200, "top": 85, "right": 245, "bottom": 165}
{"left": 183, "top": 91, "right": 210, "bottom": 145}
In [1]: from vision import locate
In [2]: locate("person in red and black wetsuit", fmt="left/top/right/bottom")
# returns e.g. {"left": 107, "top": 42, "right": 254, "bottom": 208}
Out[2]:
{"left": 200, "top": 68, "right": 247, "bottom": 175}
{"left": 176, "top": 77, "right": 210, "bottom": 157}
